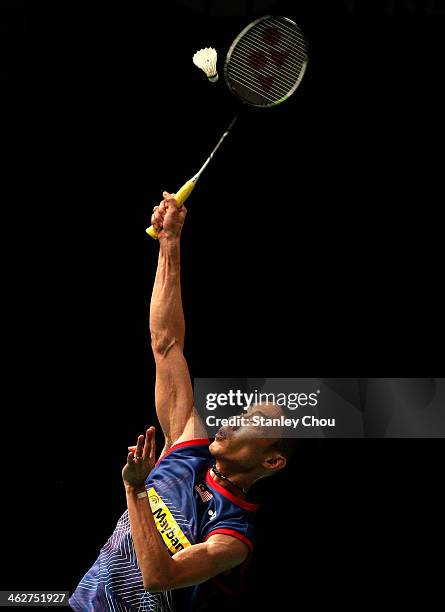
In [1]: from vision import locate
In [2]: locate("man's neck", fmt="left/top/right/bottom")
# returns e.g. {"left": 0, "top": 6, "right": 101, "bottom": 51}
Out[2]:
{"left": 210, "top": 462, "right": 258, "bottom": 500}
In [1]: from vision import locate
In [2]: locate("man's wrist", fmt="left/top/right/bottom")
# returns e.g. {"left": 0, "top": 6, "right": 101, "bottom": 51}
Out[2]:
{"left": 125, "top": 482, "right": 147, "bottom": 495}
{"left": 159, "top": 232, "right": 181, "bottom": 245}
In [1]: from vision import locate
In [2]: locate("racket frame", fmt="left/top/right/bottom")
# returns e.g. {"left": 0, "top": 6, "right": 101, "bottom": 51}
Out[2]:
{"left": 224, "top": 15, "right": 309, "bottom": 108}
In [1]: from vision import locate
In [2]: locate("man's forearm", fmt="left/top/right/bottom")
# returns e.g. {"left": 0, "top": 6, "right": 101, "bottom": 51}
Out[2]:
{"left": 150, "top": 238, "right": 185, "bottom": 354}
{"left": 126, "top": 484, "right": 174, "bottom": 591}
{"left": 126, "top": 485, "right": 246, "bottom": 593}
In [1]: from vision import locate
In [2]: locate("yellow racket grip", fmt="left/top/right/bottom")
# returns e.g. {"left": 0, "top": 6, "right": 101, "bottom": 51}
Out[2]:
{"left": 146, "top": 179, "right": 196, "bottom": 239}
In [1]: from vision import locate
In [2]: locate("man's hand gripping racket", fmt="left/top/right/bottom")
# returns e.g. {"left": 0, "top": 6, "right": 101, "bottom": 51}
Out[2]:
{"left": 150, "top": 192, "right": 186, "bottom": 240}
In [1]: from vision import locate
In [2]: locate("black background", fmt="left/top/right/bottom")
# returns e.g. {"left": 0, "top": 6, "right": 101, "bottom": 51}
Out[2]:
{"left": 2, "top": 1, "right": 443, "bottom": 610}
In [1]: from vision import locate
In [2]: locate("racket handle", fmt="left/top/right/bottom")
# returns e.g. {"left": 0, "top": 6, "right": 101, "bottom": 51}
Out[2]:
{"left": 146, "top": 179, "right": 196, "bottom": 239}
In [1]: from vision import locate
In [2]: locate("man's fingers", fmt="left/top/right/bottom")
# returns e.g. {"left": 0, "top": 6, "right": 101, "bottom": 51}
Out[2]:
{"left": 152, "top": 209, "right": 163, "bottom": 224}
{"left": 157, "top": 192, "right": 180, "bottom": 216}
{"left": 151, "top": 214, "right": 161, "bottom": 230}
{"left": 135, "top": 435, "right": 144, "bottom": 459}
{"left": 150, "top": 190, "right": 185, "bottom": 235}
{"left": 127, "top": 451, "right": 134, "bottom": 464}
{"left": 149, "top": 427, "right": 156, "bottom": 464}
{"left": 151, "top": 200, "right": 169, "bottom": 230}
{"left": 142, "top": 431, "right": 149, "bottom": 459}
{"left": 165, "top": 196, "right": 178, "bottom": 211}
{"left": 142, "top": 426, "right": 154, "bottom": 460}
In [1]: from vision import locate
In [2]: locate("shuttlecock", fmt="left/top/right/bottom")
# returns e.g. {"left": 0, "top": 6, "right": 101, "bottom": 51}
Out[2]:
{"left": 193, "top": 47, "right": 218, "bottom": 83}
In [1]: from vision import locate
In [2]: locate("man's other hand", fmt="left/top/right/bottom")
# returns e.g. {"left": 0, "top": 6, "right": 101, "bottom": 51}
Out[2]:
{"left": 122, "top": 426, "right": 156, "bottom": 489}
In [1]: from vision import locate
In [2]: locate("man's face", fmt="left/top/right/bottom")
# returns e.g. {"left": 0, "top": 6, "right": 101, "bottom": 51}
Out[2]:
{"left": 208, "top": 403, "right": 285, "bottom": 471}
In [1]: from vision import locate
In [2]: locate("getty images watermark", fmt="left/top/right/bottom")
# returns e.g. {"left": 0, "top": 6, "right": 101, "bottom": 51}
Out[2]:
{"left": 194, "top": 379, "right": 339, "bottom": 438}
{"left": 204, "top": 389, "right": 333, "bottom": 431}
{"left": 195, "top": 378, "right": 445, "bottom": 438}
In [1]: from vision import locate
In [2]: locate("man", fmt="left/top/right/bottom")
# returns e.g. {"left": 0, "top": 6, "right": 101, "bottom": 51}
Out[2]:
{"left": 69, "top": 193, "right": 290, "bottom": 611}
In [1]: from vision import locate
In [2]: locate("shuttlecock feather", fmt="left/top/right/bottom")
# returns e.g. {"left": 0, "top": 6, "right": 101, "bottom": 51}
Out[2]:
{"left": 193, "top": 47, "right": 218, "bottom": 83}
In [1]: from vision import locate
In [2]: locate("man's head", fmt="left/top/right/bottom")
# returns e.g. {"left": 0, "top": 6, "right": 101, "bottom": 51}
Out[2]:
{"left": 209, "top": 403, "right": 293, "bottom": 480}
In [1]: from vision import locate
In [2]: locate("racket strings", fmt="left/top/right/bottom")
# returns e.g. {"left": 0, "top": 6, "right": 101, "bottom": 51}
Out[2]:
{"left": 240, "top": 25, "right": 306, "bottom": 75}
{"left": 268, "top": 16, "right": 308, "bottom": 53}
{"left": 225, "top": 16, "right": 308, "bottom": 107}
{"left": 229, "top": 50, "right": 299, "bottom": 96}
{"left": 228, "top": 66, "right": 292, "bottom": 102}
{"left": 232, "top": 39, "right": 303, "bottom": 86}
{"left": 247, "top": 17, "right": 307, "bottom": 59}
{"left": 227, "top": 77, "right": 277, "bottom": 104}
{"left": 231, "top": 24, "right": 306, "bottom": 88}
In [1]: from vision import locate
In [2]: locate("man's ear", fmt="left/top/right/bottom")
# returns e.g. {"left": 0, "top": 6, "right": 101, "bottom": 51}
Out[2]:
{"left": 263, "top": 453, "right": 287, "bottom": 473}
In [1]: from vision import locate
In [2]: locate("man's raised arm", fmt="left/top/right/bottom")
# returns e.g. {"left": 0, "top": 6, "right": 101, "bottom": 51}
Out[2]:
{"left": 150, "top": 193, "right": 186, "bottom": 356}
{"left": 149, "top": 192, "right": 205, "bottom": 450}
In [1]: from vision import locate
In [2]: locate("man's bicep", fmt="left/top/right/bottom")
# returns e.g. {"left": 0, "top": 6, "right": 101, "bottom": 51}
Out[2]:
{"left": 154, "top": 343, "right": 195, "bottom": 446}
{"left": 161, "top": 535, "right": 249, "bottom": 591}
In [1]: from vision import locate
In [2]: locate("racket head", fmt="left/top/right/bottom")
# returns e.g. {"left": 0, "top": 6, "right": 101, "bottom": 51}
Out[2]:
{"left": 224, "top": 15, "right": 308, "bottom": 108}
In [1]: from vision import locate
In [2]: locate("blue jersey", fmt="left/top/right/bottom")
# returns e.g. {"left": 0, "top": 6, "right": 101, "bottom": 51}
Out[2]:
{"left": 69, "top": 439, "right": 258, "bottom": 611}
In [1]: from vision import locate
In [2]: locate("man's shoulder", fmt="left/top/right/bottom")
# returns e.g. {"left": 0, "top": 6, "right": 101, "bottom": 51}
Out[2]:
{"left": 156, "top": 437, "right": 211, "bottom": 465}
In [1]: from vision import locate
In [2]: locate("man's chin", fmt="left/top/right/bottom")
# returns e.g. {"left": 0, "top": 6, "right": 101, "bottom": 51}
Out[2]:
{"left": 209, "top": 438, "right": 224, "bottom": 455}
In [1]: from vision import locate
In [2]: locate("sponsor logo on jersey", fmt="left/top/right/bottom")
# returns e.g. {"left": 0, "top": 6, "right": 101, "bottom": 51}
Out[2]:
{"left": 146, "top": 487, "right": 192, "bottom": 553}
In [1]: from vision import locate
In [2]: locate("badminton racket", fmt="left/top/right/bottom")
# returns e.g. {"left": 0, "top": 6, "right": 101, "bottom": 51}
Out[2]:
{"left": 146, "top": 15, "right": 308, "bottom": 238}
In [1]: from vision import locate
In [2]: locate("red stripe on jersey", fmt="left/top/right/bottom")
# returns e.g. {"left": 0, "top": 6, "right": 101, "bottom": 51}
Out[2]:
{"left": 205, "top": 528, "right": 254, "bottom": 554}
{"left": 205, "top": 468, "right": 259, "bottom": 511}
